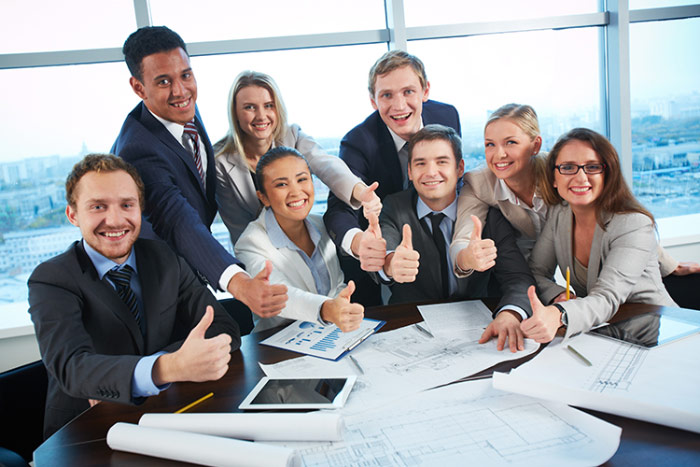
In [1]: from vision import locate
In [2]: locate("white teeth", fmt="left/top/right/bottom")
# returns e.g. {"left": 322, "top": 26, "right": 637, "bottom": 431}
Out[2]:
{"left": 104, "top": 231, "right": 125, "bottom": 237}
{"left": 392, "top": 113, "right": 410, "bottom": 120}
{"left": 253, "top": 123, "right": 270, "bottom": 129}
{"left": 423, "top": 181, "right": 441, "bottom": 186}
{"left": 288, "top": 200, "right": 305, "bottom": 207}
{"left": 172, "top": 100, "right": 189, "bottom": 108}
{"left": 495, "top": 162, "right": 511, "bottom": 168}
{"left": 571, "top": 187, "right": 590, "bottom": 193}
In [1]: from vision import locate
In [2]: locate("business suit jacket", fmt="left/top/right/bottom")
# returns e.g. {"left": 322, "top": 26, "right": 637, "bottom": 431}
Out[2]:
{"left": 380, "top": 189, "right": 534, "bottom": 314}
{"left": 215, "top": 123, "right": 361, "bottom": 245}
{"left": 112, "top": 102, "right": 241, "bottom": 288}
{"left": 234, "top": 212, "right": 345, "bottom": 332}
{"left": 529, "top": 203, "right": 676, "bottom": 339}
{"left": 28, "top": 239, "right": 241, "bottom": 438}
{"left": 451, "top": 160, "right": 678, "bottom": 276}
{"left": 324, "top": 100, "right": 461, "bottom": 245}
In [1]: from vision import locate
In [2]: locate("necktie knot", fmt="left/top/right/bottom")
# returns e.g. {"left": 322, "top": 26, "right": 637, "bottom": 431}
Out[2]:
{"left": 106, "top": 265, "right": 134, "bottom": 289}
{"left": 106, "top": 265, "right": 144, "bottom": 336}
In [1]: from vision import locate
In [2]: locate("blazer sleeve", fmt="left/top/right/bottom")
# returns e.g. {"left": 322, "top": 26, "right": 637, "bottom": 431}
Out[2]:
{"left": 562, "top": 214, "right": 660, "bottom": 338}
{"left": 234, "top": 221, "right": 328, "bottom": 324}
{"left": 450, "top": 170, "right": 492, "bottom": 277}
{"left": 290, "top": 124, "right": 361, "bottom": 209}
{"left": 657, "top": 245, "right": 679, "bottom": 277}
{"left": 485, "top": 208, "right": 535, "bottom": 316}
{"left": 28, "top": 261, "right": 141, "bottom": 405}
{"left": 528, "top": 208, "right": 566, "bottom": 305}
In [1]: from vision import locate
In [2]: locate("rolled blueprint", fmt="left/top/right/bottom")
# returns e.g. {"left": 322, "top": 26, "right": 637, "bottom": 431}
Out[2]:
{"left": 138, "top": 412, "right": 343, "bottom": 441}
{"left": 107, "top": 423, "right": 298, "bottom": 467}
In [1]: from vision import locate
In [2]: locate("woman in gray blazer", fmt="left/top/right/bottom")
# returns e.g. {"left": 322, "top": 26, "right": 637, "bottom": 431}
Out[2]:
{"left": 215, "top": 71, "right": 380, "bottom": 244}
{"left": 521, "top": 128, "right": 676, "bottom": 343}
{"left": 234, "top": 147, "right": 364, "bottom": 333}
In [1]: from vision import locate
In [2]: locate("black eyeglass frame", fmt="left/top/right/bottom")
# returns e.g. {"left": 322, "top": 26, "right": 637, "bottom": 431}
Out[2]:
{"left": 554, "top": 163, "right": 607, "bottom": 175}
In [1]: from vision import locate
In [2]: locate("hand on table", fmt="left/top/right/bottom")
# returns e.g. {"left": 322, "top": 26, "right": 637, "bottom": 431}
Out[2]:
{"left": 478, "top": 309, "right": 524, "bottom": 352}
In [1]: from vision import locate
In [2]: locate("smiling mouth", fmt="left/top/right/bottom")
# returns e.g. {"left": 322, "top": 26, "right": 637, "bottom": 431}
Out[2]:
{"left": 494, "top": 162, "right": 512, "bottom": 169}
{"left": 101, "top": 230, "right": 127, "bottom": 238}
{"left": 252, "top": 122, "right": 271, "bottom": 130}
{"left": 570, "top": 187, "right": 591, "bottom": 193}
{"left": 391, "top": 112, "right": 411, "bottom": 121}
{"left": 287, "top": 199, "right": 307, "bottom": 208}
{"left": 171, "top": 98, "right": 191, "bottom": 108}
{"left": 422, "top": 180, "right": 443, "bottom": 187}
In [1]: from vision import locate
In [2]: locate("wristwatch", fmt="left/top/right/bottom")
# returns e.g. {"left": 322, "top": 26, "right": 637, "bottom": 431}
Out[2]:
{"left": 552, "top": 303, "right": 568, "bottom": 327}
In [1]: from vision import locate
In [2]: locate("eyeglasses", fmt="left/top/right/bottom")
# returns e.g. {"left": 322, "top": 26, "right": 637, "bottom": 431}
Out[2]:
{"left": 554, "top": 163, "right": 606, "bottom": 175}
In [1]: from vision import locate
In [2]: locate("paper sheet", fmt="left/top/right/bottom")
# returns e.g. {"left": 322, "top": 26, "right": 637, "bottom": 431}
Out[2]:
{"left": 260, "top": 318, "right": 382, "bottom": 360}
{"left": 261, "top": 323, "right": 539, "bottom": 412}
{"left": 418, "top": 299, "right": 493, "bottom": 335}
{"left": 493, "top": 333, "right": 700, "bottom": 433}
{"left": 274, "top": 380, "right": 621, "bottom": 466}
{"left": 107, "top": 422, "right": 298, "bottom": 467}
{"left": 138, "top": 413, "right": 343, "bottom": 442}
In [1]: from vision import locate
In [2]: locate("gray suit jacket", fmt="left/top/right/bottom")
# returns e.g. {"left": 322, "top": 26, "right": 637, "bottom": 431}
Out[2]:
{"left": 529, "top": 203, "right": 676, "bottom": 339}
{"left": 380, "top": 189, "right": 534, "bottom": 314}
{"left": 215, "top": 123, "right": 360, "bottom": 245}
{"left": 28, "top": 239, "right": 240, "bottom": 438}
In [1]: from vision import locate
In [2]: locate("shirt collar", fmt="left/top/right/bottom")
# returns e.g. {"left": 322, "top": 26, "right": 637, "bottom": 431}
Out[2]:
{"left": 386, "top": 120, "right": 425, "bottom": 153}
{"left": 493, "top": 177, "right": 547, "bottom": 213}
{"left": 264, "top": 208, "right": 320, "bottom": 251}
{"left": 416, "top": 195, "right": 458, "bottom": 223}
{"left": 147, "top": 106, "right": 187, "bottom": 144}
{"left": 82, "top": 240, "right": 137, "bottom": 280}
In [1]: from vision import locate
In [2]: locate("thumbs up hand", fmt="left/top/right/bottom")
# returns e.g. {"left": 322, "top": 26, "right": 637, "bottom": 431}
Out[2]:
{"left": 153, "top": 306, "right": 233, "bottom": 384}
{"left": 456, "top": 215, "right": 497, "bottom": 272}
{"left": 353, "top": 181, "right": 383, "bottom": 220}
{"left": 520, "top": 286, "right": 563, "bottom": 343}
{"left": 321, "top": 281, "right": 365, "bottom": 332}
{"left": 356, "top": 212, "right": 387, "bottom": 272}
{"left": 229, "top": 261, "right": 288, "bottom": 318}
{"left": 385, "top": 224, "right": 420, "bottom": 283}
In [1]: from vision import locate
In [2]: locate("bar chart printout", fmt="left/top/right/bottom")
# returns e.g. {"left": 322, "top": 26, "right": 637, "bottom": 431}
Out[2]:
{"left": 261, "top": 318, "right": 384, "bottom": 360}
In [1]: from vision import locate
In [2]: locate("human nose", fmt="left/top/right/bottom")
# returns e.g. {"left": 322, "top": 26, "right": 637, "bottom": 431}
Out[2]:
{"left": 171, "top": 78, "right": 186, "bottom": 97}
{"left": 104, "top": 206, "right": 123, "bottom": 226}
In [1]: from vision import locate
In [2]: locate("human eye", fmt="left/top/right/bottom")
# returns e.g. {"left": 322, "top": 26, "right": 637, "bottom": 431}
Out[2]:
{"left": 157, "top": 78, "right": 171, "bottom": 86}
{"left": 381, "top": 92, "right": 391, "bottom": 99}
{"left": 182, "top": 71, "right": 193, "bottom": 80}
{"left": 265, "top": 102, "right": 275, "bottom": 109}
{"left": 558, "top": 164, "right": 577, "bottom": 174}
{"left": 506, "top": 139, "right": 518, "bottom": 145}
{"left": 484, "top": 142, "right": 494, "bottom": 148}
{"left": 274, "top": 181, "right": 287, "bottom": 188}
{"left": 404, "top": 89, "right": 415, "bottom": 95}
{"left": 243, "top": 104, "right": 255, "bottom": 110}
{"left": 585, "top": 164, "right": 604, "bottom": 173}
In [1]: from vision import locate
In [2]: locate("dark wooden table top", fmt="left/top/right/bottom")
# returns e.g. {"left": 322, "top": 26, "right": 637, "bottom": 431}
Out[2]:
{"left": 34, "top": 301, "right": 700, "bottom": 466}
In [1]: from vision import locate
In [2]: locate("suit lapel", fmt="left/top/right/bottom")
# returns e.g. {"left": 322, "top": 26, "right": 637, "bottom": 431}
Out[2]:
{"left": 409, "top": 191, "right": 444, "bottom": 297}
{"left": 139, "top": 103, "right": 207, "bottom": 197}
{"left": 75, "top": 242, "right": 145, "bottom": 353}
{"left": 587, "top": 215, "right": 609, "bottom": 290}
{"left": 134, "top": 241, "right": 163, "bottom": 353}
{"left": 225, "top": 152, "right": 261, "bottom": 219}
{"left": 376, "top": 117, "right": 404, "bottom": 193}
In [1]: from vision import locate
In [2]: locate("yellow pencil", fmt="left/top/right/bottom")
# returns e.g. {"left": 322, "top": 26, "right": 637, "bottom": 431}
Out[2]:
{"left": 566, "top": 266, "right": 571, "bottom": 301}
{"left": 175, "top": 392, "right": 213, "bottom": 414}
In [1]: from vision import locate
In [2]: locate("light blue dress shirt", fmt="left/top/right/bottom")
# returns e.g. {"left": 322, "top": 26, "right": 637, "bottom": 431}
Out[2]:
{"left": 82, "top": 241, "right": 167, "bottom": 398}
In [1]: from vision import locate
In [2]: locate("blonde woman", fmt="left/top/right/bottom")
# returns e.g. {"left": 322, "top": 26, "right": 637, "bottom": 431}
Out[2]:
{"left": 215, "top": 71, "right": 380, "bottom": 244}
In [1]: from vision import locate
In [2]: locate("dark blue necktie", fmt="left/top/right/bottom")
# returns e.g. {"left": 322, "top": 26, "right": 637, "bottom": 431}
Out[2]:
{"left": 106, "top": 265, "right": 144, "bottom": 336}
{"left": 429, "top": 212, "right": 450, "bottom": 299}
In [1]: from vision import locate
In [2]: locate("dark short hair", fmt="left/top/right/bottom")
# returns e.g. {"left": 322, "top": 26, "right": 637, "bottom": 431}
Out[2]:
{"left": 407, "top": 124, "right": 462, "bottom": 164}
{"left": 255, "top": 146, "right": 310, "bottom": 195}
{"left": 123, "top": 26, "right": 188, "bottom": 81}
{"left": 66, "top": 154, "right": 145, "bottom": 209}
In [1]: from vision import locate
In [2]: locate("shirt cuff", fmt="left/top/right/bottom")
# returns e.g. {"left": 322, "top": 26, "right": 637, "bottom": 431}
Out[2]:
{"left": 132, "top": 352, "right": 169, "bottom": 398}
{"left": 340, "top": 228, "right": 363, "bottom": 258}
{"left": 219, "top": 264, "right": 249, "bottom": 293}
{"left": 377, "top": 249, "right": 396, "bottom": 282}
{"left": 495, "top": 305, "right": 528, "bottom": 321}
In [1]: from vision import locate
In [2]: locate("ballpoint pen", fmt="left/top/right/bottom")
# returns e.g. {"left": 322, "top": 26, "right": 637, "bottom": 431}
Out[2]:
{"left": 348, "top": 355, "right": 364, "bottom": 375}
{"left": 566, "top": 266, "right": 571, "bottom": 301}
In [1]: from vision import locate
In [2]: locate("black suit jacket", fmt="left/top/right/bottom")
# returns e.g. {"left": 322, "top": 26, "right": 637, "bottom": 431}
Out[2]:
{"left": 28, "top": 239, "right": 240, "bottom": 438}
{"left": 380, "top": 190, "right": 535, "bottom": 312}
{"left": 112, "top": 102, "right": 241, "bottom": 288}
{"left": 324, "top": 100, "right": 461, "bottom": 245}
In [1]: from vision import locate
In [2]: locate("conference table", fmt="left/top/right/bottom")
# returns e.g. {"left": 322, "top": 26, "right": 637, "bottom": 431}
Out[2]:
{"left": 33, "top": 300, "right": 700, "bottom": 466}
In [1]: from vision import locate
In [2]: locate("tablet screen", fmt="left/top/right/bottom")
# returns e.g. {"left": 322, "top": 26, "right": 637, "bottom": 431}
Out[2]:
{"left": 239, "top": 376, "right": 356, "bottom": 410}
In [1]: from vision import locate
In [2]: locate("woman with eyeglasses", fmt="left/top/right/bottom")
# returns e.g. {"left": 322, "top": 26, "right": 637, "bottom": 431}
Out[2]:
{"left": 520, "top": 128, "right": 676, "bottom": 343}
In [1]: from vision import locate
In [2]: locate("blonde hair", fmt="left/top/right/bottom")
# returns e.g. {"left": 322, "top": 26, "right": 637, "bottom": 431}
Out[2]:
{"left": 215, "top": 71, "right": 288, "bottom": 159}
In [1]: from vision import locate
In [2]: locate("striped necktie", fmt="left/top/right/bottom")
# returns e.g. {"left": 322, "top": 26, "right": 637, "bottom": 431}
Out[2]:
{"left": 106, "top": 265, "right": 144, "bottom": 336}
{"left": 183, "top": 120, "right": 205, "bottom": 183}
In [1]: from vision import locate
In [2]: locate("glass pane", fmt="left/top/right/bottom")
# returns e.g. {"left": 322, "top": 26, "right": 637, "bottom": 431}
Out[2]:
{"left": 150, "top": 0, "right": 386, "bottom": 42}
{"left": 630, "top": 0, "right": 700, "bottom": 9}
{"left": 405, "top": 0, "right": 599, "bottom": 27}
{"left": 192, "top": 43, "right": 388, "bottom": 216}
{"left": 630, "top": 17, "right": 700, "bottom": 219}
{"left": 0, "top": 62, "right": 138, "bottom": 314}
{"left": 0, "top": 0, "right": 136, "bottom": 54}
{"left": 408, "top": 27, "right": 603, "bottom": 171}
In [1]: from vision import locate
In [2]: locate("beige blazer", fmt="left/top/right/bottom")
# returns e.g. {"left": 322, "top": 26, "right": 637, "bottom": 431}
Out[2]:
{"left": 529, "top": 203, "right": 676, "bottom": 339}
{"left": 450, "top": 158, "right": 678, "bottom": 276}
{"left": 234, "top": 211, "right": 345, "bottom": 332}
{"left": 215, "top": 123, "right": 361, "bottom": 244}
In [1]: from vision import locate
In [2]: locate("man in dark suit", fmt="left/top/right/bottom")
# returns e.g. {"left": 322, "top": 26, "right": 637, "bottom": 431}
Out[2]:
{"left": 324, "top": 50, "right": 461, "bottom": 306}
{"left": 376, "top": 125, "right": 535, "bottom": 352}
{"left": 112, "top": 26, "right": 287, "bottom": 320}
{"left": 28, "top": 155, "right": 240, "bottom": 438}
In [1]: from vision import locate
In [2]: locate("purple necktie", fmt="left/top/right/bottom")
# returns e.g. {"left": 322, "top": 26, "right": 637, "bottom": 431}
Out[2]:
{"left": 183, "top": 121, "right": 204, "bottom": 183}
